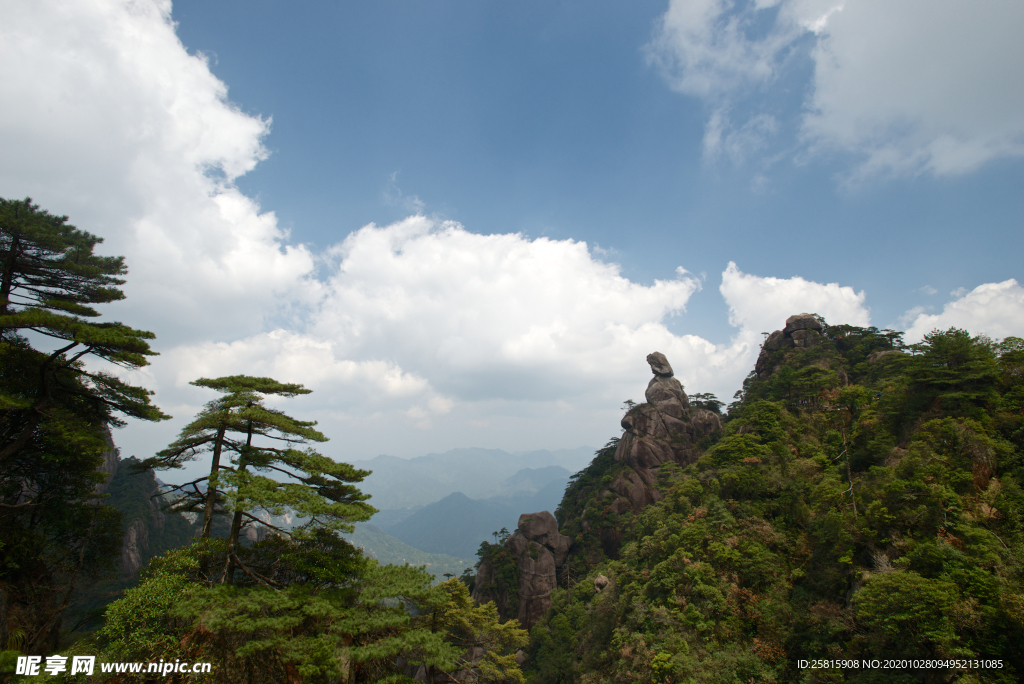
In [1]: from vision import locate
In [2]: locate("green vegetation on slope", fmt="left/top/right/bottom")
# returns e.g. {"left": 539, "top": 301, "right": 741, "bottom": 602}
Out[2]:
{"left": 1, "top": 199, "right": 532, "bottom": 683}
{"left": 1, "top": 197, "right": 167, "bottom": 657}
{"left": 61, "top": 457, "right": 197, "bottom": 636}
{"left": 527, "top": 325, "right": 1024, "bottom": 684}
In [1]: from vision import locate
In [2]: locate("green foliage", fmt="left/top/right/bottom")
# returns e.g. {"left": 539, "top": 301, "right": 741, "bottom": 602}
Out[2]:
{"left": 555, "top": 439, "right": 624, "bottom": 569}
{"left": 88, "top": 539, "right": 523, "bottom": 683}
{"left": 412, "top": 579, "right": 529, "bottom": 683}
{"left": 689, "top": 392, "right": 725, "bottom": 414}
{"left": 97, "top": 546, "right": 201, "bottom": 665}
{"left": 141, "top": 375, "right": 376, "bottom": 587}
{"left": 475, "top": 538, "right": 522, "bottom": 622}
{"left": 852, "top": 571, "right": 962, "bottom": 659}
{"left": 526, "top": 324, "right": 1024, "bottom": 683}
{"left": 0, "top": 198, "right": 166, "bottom": 654}
{"left": 0, "top": 198, "right": 168, "bottom": 424}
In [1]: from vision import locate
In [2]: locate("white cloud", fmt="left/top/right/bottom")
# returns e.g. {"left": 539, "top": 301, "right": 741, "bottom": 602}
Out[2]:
{"left": 0, "top": 0, "right": 895, "bottom": 468}
{"left": 312, "top": 217, "right": 702, "bottom": 393}
{"left": 0, "top": 0, "right": 318, "bottom": 344}
{"left": 148, "top": 253, "right": 874, "bottom": 467}
{"left": 160, "top": 217, "right": 705, "bottom": 410}
{"left": 647, "top": 0, "right": 803, "bottom": 101}
{"left": 703, "top": 109, "right": 779, "bottom": 163}
{"left": 165, "top": 331, "right": 431, "bottom": 401}
{"left": 902, "top": 280, "right": 1024, "bottom": 343}
{"left": 719, "top": 260, "right": 869, "bottom": 333}
{"left": 648, "top": 0, "right": 1024, "bottom": 177}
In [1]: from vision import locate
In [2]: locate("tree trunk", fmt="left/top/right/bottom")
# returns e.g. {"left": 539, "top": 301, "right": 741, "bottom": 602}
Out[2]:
{"left": 201, "top": 426, "right": 226, "bottom": 539}
{"left": 223, "top": 413, "right": 254, "bottom": 585}
{"left": 0, "top": 233, "right": 21, "bottom": 317}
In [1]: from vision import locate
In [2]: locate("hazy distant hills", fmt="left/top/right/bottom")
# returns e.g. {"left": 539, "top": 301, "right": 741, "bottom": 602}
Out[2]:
{"left": 351, "top": 446, "right": 594, "bottom": 510}
{"left": 342, "top": 524, "right": 474, "bottom": 582}
{"left": 376, "top": 468, "right": 571, "bottom": 559}
{"left": 144, "top": 447, "right": 595, "bottom": 583}
{"left": 268, "top": 448, "right": 592, "bottom": 579}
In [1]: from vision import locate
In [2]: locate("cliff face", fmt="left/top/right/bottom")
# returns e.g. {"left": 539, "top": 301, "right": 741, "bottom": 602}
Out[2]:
{"left": 754, "top": 313, "right": 826, "bottom": 378}
{"left": 120, "top": 519, "right": 149, "bottom": 576}
{"left": 583, "top": 352, "right": 722, "bottom": 556}
{"left": 100, "top": 453, "right": 194, "bottom": 578}
{"left": 93, "top": 427, "right": 120, "bottom": 495}
{"left": 472, "top": 511, "right": 570, "bottom": 630}
{"left": 474, "top": 352, "right": 721, "bottom": 625}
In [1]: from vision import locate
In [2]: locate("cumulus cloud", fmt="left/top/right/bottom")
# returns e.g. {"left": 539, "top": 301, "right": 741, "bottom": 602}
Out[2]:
{"left": 699, "top": 261, "right": 870, "bottom": 393}
{"left": 902, "top": 280, "right": 1024, "bottom": 343}
{"left": 311, "top": 217, "right": 702, "bottom": 397}
{"left": 0, "top": 0, "right": 927, "bottom": 467}
{"left": 165, "top": 331, "right": 431, "bottom": 401}
{"left": 159, "top": 252, "right": 872, "bottom": 442}
{"left": 0, "top": 0, "right": 318, "bottom": 344}
{"left": 648, "top": 0, "right": 1024, "bottom": 177}
{"left": 157, "top": 217, "right": 706, "bottom": 417}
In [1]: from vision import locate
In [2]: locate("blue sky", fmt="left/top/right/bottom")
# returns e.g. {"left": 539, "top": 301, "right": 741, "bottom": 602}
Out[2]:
{"left": 1, "top": 0, "right": 1023, "bottom": 470}
{"left": 168, "top": 0, "right": 1023, "bottom": 336}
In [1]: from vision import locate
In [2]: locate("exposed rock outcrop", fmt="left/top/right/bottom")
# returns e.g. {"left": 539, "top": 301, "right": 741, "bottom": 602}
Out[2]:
{"left": 755, "top": 313, "right": 826, "bottom": 378}
{"left": 603, "top": 353, "right": 722, "bottom": 541}
{"left": 473, "top": 352, "right": 720, "bottom": 623}
{"left": 95, "top": 442, "right": 194, "bottom": 577}
{"left": 120, "top": 518, "right": 149, "bottom": 576}
{"left": 867, "top": 350, "right": 900, "bottom": 364}
{"left": 94, "top": 427, "right": 120, "bottom": 495}
{"left": 473, "top": 510, "right": 570, "bottom": 630}
{"left": 508, "top": 511, "right": 570, "bottom": 629}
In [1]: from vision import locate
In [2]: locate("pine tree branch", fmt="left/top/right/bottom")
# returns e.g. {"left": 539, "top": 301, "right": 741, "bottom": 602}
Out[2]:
{"left": 231, "top": 550, "right": 284, "bottom": 591}
{"left": 241, "top": 511, "right": 293, "bottom": 537}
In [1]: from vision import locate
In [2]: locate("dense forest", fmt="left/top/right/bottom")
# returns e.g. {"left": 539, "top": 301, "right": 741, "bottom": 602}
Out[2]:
{"left": 2, "top": 198, "right": 1023, "bottom": 682}
{"left": 520, "top": 322, "right": 1024, "bottom": 683}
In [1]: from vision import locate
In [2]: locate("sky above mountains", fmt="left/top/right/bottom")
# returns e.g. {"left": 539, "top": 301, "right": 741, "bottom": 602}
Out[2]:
{"left": 1, "top": 0, "right": 1022, "bottom": 467}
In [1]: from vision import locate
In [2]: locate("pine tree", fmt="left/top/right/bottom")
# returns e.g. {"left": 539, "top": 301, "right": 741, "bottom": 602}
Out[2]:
{"left": 143, "top": 375, "right": 377, "bottom": 585}
{"left": 0, "top": 197, "right": 166, "bottom": 653}
{"left": 411, "top": 579, "right": 529, "bottom": 683}
{"left": 0, "top": 198, "right": 167, "bottom": 462}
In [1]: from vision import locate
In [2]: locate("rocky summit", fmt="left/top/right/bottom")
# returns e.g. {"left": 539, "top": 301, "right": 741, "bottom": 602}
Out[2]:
{"left": 474, "top": 351, "right": 722, "bottom": 626}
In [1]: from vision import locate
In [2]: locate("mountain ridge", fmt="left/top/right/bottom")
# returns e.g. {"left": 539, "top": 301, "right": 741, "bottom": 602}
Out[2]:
{"left": 350, "top": 446, "right": 593, "bottom": 510}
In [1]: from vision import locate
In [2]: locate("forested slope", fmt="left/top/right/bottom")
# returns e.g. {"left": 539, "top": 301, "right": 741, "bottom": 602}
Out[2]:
{"left": 522, "top": 320, "right": 1024, "bottom": 684}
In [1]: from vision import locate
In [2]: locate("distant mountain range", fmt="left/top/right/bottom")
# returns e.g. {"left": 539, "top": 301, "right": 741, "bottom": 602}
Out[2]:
{"left": 371, "top": 466, "right": 572, "bottom": 559}
{"left": 350, "top": 446, "right": 594, "bottom": 510}
{"left": 162, "top": 446, "right": 597, "bottom": 579}
{"left": 341, "top": 524, "right": 474, "bottom": 582}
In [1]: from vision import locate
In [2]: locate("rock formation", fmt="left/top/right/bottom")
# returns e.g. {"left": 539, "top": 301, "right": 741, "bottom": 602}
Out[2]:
{"left": 92, "top": 436, "right": 192, "bottom": 577}
{"left": 120, "top": 518, "right": 149, "bottom": 576}
{"left": 593, "top": 352, "right": 722, "bottom": 554}
{"left": 473, "top": 352, "right": 720, "bottom": 622}
{"left": 94, "top": 427, "right": 120, "bottom": 495}
{"left": 473, "top": 510, "right": 570, "bottom": 630}
{"left": 508, "top": 511, "right": 570, "bottom": 629}
{"left": 754, "top": 313, "right": 825, "bottom": 378}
